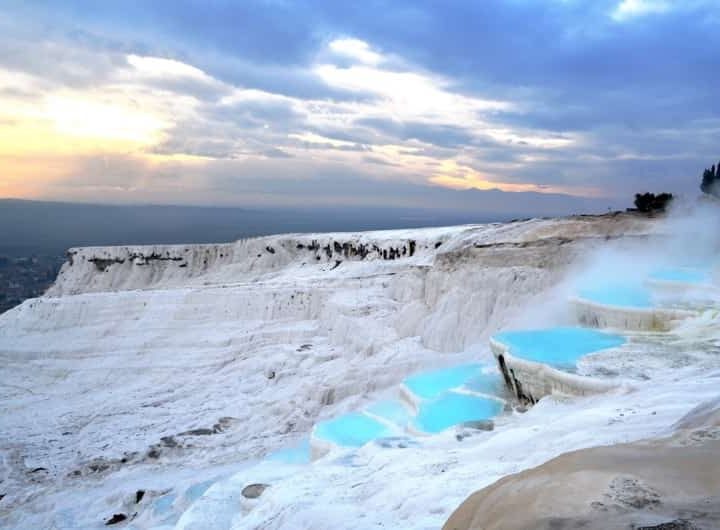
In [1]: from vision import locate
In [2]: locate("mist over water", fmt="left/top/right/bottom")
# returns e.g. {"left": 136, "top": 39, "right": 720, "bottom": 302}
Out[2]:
{"left": 505, "top": 197, "right": 720, "bottom": 330}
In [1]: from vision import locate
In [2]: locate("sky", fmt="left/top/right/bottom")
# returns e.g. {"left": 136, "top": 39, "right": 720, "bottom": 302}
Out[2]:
{"left": 0, "top": 0, "right": 719, "bottom": 212}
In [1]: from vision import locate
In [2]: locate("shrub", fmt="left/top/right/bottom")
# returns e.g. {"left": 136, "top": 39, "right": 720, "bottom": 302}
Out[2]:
{"left": 634, "top": 192, "right": 673, "bottom": 213}
{"left": 701, "top": 161, "right": 720, "bottom": 197}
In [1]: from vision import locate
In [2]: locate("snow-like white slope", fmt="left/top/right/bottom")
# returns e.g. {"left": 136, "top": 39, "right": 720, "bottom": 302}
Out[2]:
{"left": 4, "top": 212, "right": 703, "bottom": 530}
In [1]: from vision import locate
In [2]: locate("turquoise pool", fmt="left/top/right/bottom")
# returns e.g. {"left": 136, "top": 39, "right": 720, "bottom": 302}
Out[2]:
{"left": 184, "top": 480, "right": 215, "bottom": 502}
{"left": 493, "top": 327, "right": 625, "bottom": 369}
{"left": 153, "top": 493, "right": 177, "bottom": 516}
{"left": 463, "top": 371, "right": 503, "bottom": 395}
{"left": 579, "top": 284, "right": 653, "bottom": 308}
{"left": 364, "top": 400, "right": 412, "bottom": 427}
{"left": 403, "top": 363, "right": 483, "bottom": 400}
{"left": 415, "top": 392, "right": 502, "bottom": 433}
{"left": 267, "top": 438, "right": 311, "bottom": 464}
{"left": 313, "top": 413, "right": 393, "bottom": 447}
{"left": 649, "top": 267, "right": 710, "bottom": 284}
{"left": 308, "top": 364, "right": 504, "bottom": 449}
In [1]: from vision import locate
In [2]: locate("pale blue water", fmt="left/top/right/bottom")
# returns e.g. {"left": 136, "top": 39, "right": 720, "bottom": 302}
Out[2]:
{"left": 267, "top": 438, "right": 311, "bottom": 464}
{"left": 579, "top": 284, "right": 653, "bottom": 308}
{"left": 415, "top": 392, "right": 503, "bottom": 433}
{"left": 463, "top": 371, "right": 503, "bottom": 395}
{"left": 331, "top": 453, "right": 366, "bottom": 467}
{"left": 185, "top": 480, "right": 215, "bottom": 502}
{"left": 493, "top": 327, "right": 625, "bottom": 369}
{"left": 649, "top": 267, "right": 710, "bottom": 284}
{"left": 56, "top": 508, "right": 77, "bottom": 530}
{"left": 403, "top": 363, "right": 482, "bottom": 400}
{"left": 365, "top": 400, "right": 412, "bottom": 428}
{"left": 314, "top": 413, "right": 392, "bottom": 447}
{"left": 153, "top": 493, "right": 177, "bottom": 515}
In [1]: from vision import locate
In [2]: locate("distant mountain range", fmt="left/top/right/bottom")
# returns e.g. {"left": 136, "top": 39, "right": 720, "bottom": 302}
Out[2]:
{"left": 0, "top": 192, "right": 622, "bottom": 256}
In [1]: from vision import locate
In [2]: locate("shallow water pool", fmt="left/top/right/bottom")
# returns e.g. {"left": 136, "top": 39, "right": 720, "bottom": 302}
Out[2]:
{"left": 364, "top": 400, "right": 412, "bottom": 428}
{"left": 153, "top": 493, "right": 177, "bottom": 516}
{"left": 313, "top": 413, "right": 393, "bottom": 447}
{"left": 415, "top": 392, "right": 502, "bottom": 433}
{"left": 184, "top": 480, "right": 215, "bottom": 502}
{"left": 649, "top": 267, "right": 710, "bottom": 284}
{"left": 267, "top": 438, "right": 311, "bottom": 464}
{"left": 403, "top": 363, "right": 483, "bottom": 400}
{"left": 493, "top": 327, "right": 625, "bottom": 369}
{"left": 463, "top": 371, "right": 503, "bottom": 395}
{"left": 579, "top": 284, "right": 653, "bottom": 308}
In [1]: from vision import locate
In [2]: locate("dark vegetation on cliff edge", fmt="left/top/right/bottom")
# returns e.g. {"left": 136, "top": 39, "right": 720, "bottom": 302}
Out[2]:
{"left": 633, "top": 192, "right": 674, "bottom": 213}
{"left": 630, "top": 159, "right": 720, "bottom": 214}
{"left": 701, "top": 160, "right": 720, "bottom": 198}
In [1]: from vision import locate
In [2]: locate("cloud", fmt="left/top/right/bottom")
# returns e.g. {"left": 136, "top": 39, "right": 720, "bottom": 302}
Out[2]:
{"left": 612, "top": 0, "right": 671, "bottom": 20}
{"left": 1, "top": 0, "right": 719, "bottom": 212}
{"left": 328, "top": 38, "right": 383, "bottom": 65}
{"left": 609, "top": 0, "right": 719, "bottom": 21}
{"left": 355, "top": 118, "right": 478, "bottom": 149}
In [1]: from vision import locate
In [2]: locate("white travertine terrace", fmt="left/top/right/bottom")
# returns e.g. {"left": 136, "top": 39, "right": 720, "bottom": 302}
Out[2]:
{"left": 489, "top": 337, "right": 619, "bottom": 403}
{"left": 570, "top": 295, "right": 695, "bottom": 331}
{"left": 645, "top": 278, "right": 719, "bottom": 302}
{"left": 308, "top": 432, "right": 336, "bottom": 461}
{"left": 6, "top": 211, "right": 720, "bottom": 530}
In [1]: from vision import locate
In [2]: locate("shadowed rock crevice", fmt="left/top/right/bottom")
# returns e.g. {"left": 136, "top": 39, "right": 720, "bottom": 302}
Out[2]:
{"left": 496, "top": 354, "right": 536, "bottom": 405}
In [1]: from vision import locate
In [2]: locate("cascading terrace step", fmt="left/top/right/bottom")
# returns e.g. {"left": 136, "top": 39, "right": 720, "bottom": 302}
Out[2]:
{"left": 492, "top": 266, "right": 715, "bottom": 403}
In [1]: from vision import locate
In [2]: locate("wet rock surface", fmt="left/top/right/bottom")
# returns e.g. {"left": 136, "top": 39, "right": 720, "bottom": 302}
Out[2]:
{"left": 636, "top": 521, "right": 698, "bottom": 530}
{"left": 241, "top": 483, "right": 269, "bottom": 499}
{"left": 104, "top": 513, "right": 127, "bottom": 525}
{"left": 461, "top": 420, "right": 494, "bottom": 431}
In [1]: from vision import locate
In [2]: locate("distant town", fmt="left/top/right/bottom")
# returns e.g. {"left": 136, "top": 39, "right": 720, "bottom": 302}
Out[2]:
{"left": 0, "top": 254, "right": 65, "bottom": 314}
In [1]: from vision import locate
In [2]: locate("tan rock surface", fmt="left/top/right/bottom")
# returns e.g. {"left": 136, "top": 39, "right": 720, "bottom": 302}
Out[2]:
{"left": 444, "top": 401, "right": 720, "bottom": 530}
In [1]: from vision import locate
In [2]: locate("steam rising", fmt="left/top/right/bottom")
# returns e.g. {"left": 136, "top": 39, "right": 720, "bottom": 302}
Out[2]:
{"left": 507, "top": 196, "right": 720, "bottom": 330}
